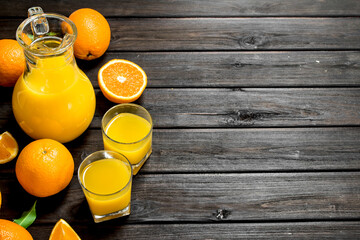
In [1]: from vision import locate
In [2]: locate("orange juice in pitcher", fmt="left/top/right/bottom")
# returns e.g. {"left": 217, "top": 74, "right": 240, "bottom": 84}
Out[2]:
{"left": 12, "top": 7, "right": 95, "bottom": 143}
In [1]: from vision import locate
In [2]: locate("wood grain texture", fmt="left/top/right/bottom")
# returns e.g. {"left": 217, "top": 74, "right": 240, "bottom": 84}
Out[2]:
{"left": 136, "top": 88, "right": 360, "bottom": 128}
{"left": 2, "top": 0, "right": 360, "bottom": 17}
{"left": 106, "top": 18, "right": 360, "bottom": 51}
{"left": 133, "top": 128, "right": 360, "bottom": 173}
{"left": 2, "top": 50, "right": 359, "bottom": 88}
{"left": 76, "top": 51, "right": 360, "bottom": 88}
{"left": 2, "top": 88, "right": 359, "bottom": 128}
{"left": 1, "top": 0, "right": 359, "bottom": 239}
{"left": 1, "top": 172, "right": 360, "bottom": 224}
{"left": 28, "top": 222, "right": 360, "bottom": 240}
{"left": 1, "top": 127, "right": 359, "bottom": 174}
{"left": 1, "top": 50, "right": 360, "bottom": 88}
{"left": 2, "top": 18, "right": 360, "bottom": 50}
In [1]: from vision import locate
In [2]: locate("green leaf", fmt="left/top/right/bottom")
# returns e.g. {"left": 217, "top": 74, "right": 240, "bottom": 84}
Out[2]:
{"left": 13, "top": 201, "right": 37, "bottom": 229}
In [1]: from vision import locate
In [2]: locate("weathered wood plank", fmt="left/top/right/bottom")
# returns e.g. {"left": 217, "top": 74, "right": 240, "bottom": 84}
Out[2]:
{"left": 129, "top": 88, "right": 360, "bottom": 128}
{"left": 131, "top": 128, "right": 360, "bottom": 173}
{"left": 3, "top": 50, "right": 360, "bottom": 88}
{"left": 2, "top": 18, "right": 360, "bottom": 50}
{"left": 2, "top": 88, "right": 359, "bottom": 128}
{"left": 107, "top": 18, "right": 360, "bottom": 51}
{"left": 76, "top": 51, "right": 360, "bottom": 88}
{"left": 1, "top": 50, "right": 360, "bottom": 88}
{"left": 2, "top": 0, "right": 360, "bottom": 17}
{"left": 28, "top": 221, "right": 360, "bottom": 240}
{"left": 1, "top": 127, "right": 359, "bottom": 174}
{"left": 1, "top": 172, "right": 360, "bottom": 223}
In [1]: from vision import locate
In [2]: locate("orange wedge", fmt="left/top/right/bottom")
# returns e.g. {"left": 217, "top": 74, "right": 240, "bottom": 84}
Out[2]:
{"left": 98, "top": 59, "right": 147, "bottom": 103}
{"left": 0, "top": 131, "right": 19, "bottom": 164}
{"left": 49, "top": 219, "right": 81, "bottom": 240}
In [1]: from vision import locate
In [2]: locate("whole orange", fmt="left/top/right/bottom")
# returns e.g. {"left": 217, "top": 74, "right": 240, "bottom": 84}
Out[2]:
{"left": 0, "top": 219, "right": 33, "bottom": 240}
{"left": 0, "top": 39, "right": 25, "bottom": 87}
{"left": 69, "top": 8, "right": 111, "bottom": 60}
{"left": 15, "top": 139, "right": 74, "bottom": 198}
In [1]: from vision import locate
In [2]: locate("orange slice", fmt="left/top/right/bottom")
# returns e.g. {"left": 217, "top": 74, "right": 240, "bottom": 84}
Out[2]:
{"left": 98, "top": 59, "right": 147, "bottom": 103}
{"left": 49, "top": 219, "right": 81, "bottom": 240}
{"left": 0, "top": 131, "right": 19, "bottom": 164}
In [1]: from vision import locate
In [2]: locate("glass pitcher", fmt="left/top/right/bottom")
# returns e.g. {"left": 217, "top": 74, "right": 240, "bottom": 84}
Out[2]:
{"left": 13, "top": 7, "right": 96, "bottom": 143}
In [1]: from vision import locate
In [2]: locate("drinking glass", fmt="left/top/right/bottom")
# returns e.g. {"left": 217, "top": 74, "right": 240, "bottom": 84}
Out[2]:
{"left": 78, "top": 150, "right": 132, "bottom": 223}
{"left": 102, "top": 103, "right": 153, "bottom": 175}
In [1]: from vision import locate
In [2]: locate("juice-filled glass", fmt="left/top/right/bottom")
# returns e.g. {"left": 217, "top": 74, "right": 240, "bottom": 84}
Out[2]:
{"left": 102, "top": 104, "right": 153, "bottom": 175}
{"left": 12, "top": 7, "right": 95, "bottom": 143}
{"left": 78, "top": 150, "right": 133, "bottom": 223}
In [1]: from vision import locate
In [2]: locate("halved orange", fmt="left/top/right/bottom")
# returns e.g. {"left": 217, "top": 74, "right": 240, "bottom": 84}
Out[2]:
{"left": 49, "top": 219, "right": 81, "bottom": 240}
{"left": 0, "top": 131, "right": 19, "bottom": 164}
{"left": 98, "top": 59, "right": 147, "bottom": 103}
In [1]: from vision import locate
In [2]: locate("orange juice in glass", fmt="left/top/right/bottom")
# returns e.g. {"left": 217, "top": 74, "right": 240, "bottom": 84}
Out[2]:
{"left": 102, "top": 104, "right": 153, "bottom": 175}
{"left": 12, "top": 7, "right": 95, "bottom": 143}
{"left": 78, "top": 150, "right": 132, "bottom": 223}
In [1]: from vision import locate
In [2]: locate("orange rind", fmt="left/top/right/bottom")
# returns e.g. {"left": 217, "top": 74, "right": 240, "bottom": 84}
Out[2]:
{"left": 98, "top": 59, "right": 147, "bottom": 103}
{"left": 49, "top": 219, "right": 81, "bottom": 240}
{"left": 0, "top": 131, "right": 19, "bottom": 164}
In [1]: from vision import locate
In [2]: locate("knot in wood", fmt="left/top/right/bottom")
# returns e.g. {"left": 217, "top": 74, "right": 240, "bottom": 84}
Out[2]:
{"left": 232, "top": 62, "right": 252, "bottom": 68}
{"left": 238, "top": 35, "right": 267, "bottom": 49}
{"left": 224, "top": 110, "right": 258, "bottom": 126}
{"left": 214, "top": 208, "right": 231, "bottom": 220}
{"left": 237, "top": 110, "right": 260, "bottom": 121}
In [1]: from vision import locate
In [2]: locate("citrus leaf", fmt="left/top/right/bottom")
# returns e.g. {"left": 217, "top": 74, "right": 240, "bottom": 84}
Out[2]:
{"left": 13, "top": 201, "right": 37, "bottom": 229}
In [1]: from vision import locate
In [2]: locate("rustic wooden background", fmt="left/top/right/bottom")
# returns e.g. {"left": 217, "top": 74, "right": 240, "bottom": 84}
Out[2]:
{"left": 0, "top": 0, "right": 360, "bottom": 239}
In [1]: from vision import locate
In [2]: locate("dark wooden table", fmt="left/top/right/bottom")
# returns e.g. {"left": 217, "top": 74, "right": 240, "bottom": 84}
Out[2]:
{"left": 1, "top": 1, "right": 360, "bottom": 239}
